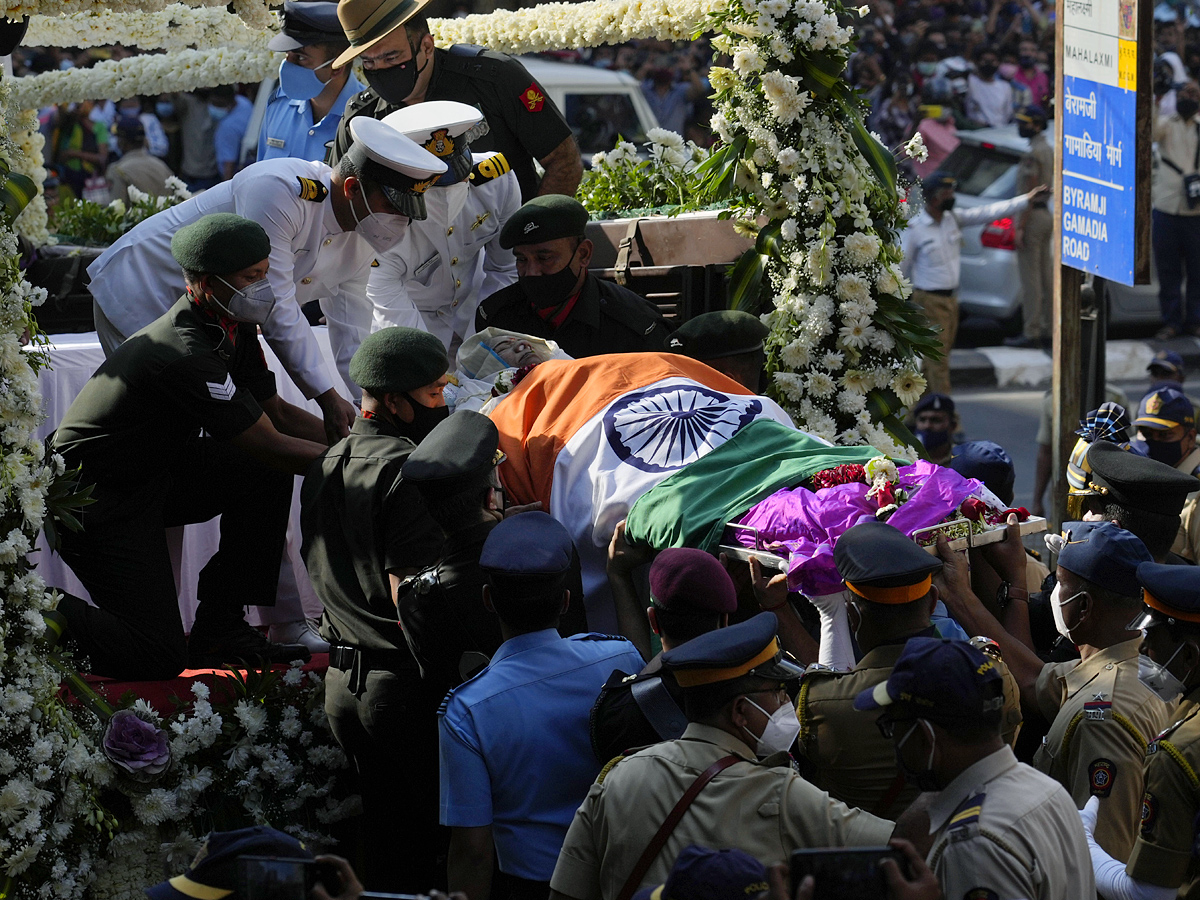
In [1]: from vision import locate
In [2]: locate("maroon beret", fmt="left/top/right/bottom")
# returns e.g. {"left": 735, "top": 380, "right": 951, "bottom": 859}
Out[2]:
{"left": 648, "top": 548, "right": 737, "bottom": 614}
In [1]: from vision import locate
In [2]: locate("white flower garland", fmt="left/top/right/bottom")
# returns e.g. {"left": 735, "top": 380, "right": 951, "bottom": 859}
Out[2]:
{"left": 7, "top": 109, "right": 49, "bottom": 246}
{"left": 3, "top": 0, "right": 270, "bottom": 26}
{"left": 9, "top": 44, "right": 274, "bottom": 109}
{"left": 25, "top": 6, "right": 275, "bottom": 52}
{"left": 427, "top": 0, "right": 723, "bottom": 54}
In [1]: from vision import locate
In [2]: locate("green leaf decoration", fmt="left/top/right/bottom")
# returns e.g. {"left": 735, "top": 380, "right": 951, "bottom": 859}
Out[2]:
{"left": 726, "top": 246, "right": 769, "bottom": 313}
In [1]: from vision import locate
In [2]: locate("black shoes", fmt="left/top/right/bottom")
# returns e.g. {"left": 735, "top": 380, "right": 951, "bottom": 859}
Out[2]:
{"left": 188, "top": 615, "right": 311, "bottom": 669}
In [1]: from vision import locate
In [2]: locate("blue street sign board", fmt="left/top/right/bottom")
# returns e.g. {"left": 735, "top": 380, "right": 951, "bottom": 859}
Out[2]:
{"left": 1061, "top": 0, "right": 1139, "bottom": 285}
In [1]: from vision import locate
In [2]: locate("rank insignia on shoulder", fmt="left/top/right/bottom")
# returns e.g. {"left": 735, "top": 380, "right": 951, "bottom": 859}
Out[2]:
{"left": 948, "top": 793, "right": 985, "bottom": 830}
{"left": 470, "top": 153, "right": 511, "bottom": 185}
{"left": 1088, "top": 758, "right": 1116, "bottom": 797}
{"left": 1084, "top": 699, "right": 1112, "bottom": 721}
{"left": 296, "top": 176, "right": 328, "bottom": 202}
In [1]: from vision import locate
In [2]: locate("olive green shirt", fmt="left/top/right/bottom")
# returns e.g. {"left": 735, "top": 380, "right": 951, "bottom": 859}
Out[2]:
{"left": 1033, "top": 638, "right": 1172, "bottom": 862}
{"left": 1127, "top": 685, "right": 1200, "bottom": 894}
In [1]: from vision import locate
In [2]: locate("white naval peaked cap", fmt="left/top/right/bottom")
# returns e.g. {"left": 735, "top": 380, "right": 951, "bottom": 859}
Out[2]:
{"left": 382, "top": 100, "right": 487, "bottom": 143}
{"left": 348, "top": 116, "right": 447, "bottom": 180}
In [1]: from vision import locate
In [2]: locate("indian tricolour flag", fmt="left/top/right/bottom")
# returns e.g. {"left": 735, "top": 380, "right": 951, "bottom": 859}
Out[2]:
{"left": 488, "top": 352, "right": 794, "bottom": 629}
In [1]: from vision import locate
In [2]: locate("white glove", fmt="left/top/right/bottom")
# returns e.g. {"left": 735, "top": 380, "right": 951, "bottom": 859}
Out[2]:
{"left": 808, "top": 589, "right": 855, "bottom": 671}
{"left": 1080, "top": 795, "right": 1100, "bottom": 836}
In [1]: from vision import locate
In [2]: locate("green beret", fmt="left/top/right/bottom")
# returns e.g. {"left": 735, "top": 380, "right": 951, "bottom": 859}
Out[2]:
{"left": 402, "top": 410, "right": 500, "bottom": 498}
{"left": 170, "top": 213, "right": 272, "bottom": 276}
{"left": 499, "top": 194, "right": 589, "bottom": 249}
{"left": 665, "top": 310, "right": 769, "bottom": 360}
{"left": 349, "top": 326, "right": 448, "bottom": 395}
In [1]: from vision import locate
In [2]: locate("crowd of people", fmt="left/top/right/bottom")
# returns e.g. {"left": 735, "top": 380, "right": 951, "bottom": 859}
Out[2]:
{"left": 18, "top": 0, "right": 1200, "bottom": 899}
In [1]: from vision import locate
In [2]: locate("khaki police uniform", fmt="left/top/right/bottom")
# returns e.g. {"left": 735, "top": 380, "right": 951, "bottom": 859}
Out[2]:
{"left": 1126, "top": 684, "right": 1200, "bottom": 896}
{"left": 1016, "top": 130, "right": 1054, "bottom": 342}
{"left": 798, "top": 637, "right": 1024, "bottom": 816}
{"left": 928, "top": 746, "right": 1096, "bottom": 900}
{"left": 1171, "top": 445, "right": 1200, "bottom": 562}
{"left": 1032, "top": 638, "right": 1172, "bottom": 862}
{"left": 549, "top": 723, "right": 895, "bottom": 900}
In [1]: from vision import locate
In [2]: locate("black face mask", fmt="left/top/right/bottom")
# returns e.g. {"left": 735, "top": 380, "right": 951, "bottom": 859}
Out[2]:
{"left": 1179, "top": 99, "right": 1200, "bottom": 120}
{"left": 977, "top": 63, "right": 998, "bottom": 78}
{"left": 1018, "top": 55, "right": 1036, "bottom": 69}
{"left": 1145, "top": 436, "right": 1186, "bottom": 466}
{"left": 917, "top": 427, "right": 951, "bottom": 450}
{"left": 398, "top": 392, "right": 449, "bottom": 444}
{"left": 364, "top": 38, "right": 429, "bottom": 105}
{"left": 938, "top": 196, "right": 956, "bottom": 212}
{"left": 520, "top": 250, "right": 582, "bottom": 315}
{"left": 1018, "top": 124, "right": 1037, "bottom": 138}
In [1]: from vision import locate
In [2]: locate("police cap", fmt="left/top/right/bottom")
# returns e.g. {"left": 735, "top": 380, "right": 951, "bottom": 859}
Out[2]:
{"left": 632, "top": 846, "right": 768, "bottom": 900}
{"left": 664, "top": 310, "right": 769, "bottom": 361}
{"left": 348, "top": 326, "right": 447, "bottom": 396}
{"left": 1058, "top": 521, "right": 1152, "bottom": 599}
{"left": 145, "top": 826, "right": 311, "bottom": 900}
{"left": 383, "top": 101, "right": 489, "bottom": 184}
{"left": 1134, "top": 387, "right": 1195, "bottom": 430}
{"left": 1015, "top": 103, "right": 1047, "bottom": 124}
{"left": 1084, "top": 440, "right": 1197, "bottom": 516}
{"left": 854, "top": 637, "right": 1004, "bottom": 726}
{"left": 499, "top": 194, "right": 588, "bottom": 250}
{"left": 834, "top": 521, "right": 942, "bottom": 604}
{"left": 648, "top": 548, "right": 737, "bottom": 615}
{"left": 1148, "top": 349, "right": 1185, "bottom": 380}
{"left": 912, "top": 392, "right": 955, "bottom": 416}
{"left": 1136, "top": 561, "right": 1200, "bottom": 625}
{"left": 479, "top": 511, "right": 573, "bottom": 578}
{"left": 922, "top": 171, "right": 957, "bottom": 195}
{"left": 345, "top": 117, "right": 446, "bottom": 221}
{"left": 115, "top": 114, "right": 144, "bottom": 142}
{"left": 661, "top": 612, "right": 804, "bottom": 689}
{"left": 170, "top": 213, "right": 271, "bottom": 277}
{"left": 268, "top": 0, "right": 345, "bottom": 51}
{"left": 948, "top": 440, "right": 1015, "bottom": 496}
{"left": 402, "top": 410, "right": 500, "bottom": 499}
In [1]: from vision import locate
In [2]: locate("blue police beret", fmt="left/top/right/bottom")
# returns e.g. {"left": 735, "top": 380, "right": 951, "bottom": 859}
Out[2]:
{"left": 1137, "top": 561, "right": 1200, "bottom": 624}
{"left": 479, "top": 511, "right": 573, "bottom": 578}
{"left": 1134, "top": 387, "right": 1195, "bottom": 430}
{"left": 145, "top": 826, "right": 311, "bottom": 900}
{"left": 948, "top": 440, "right": 1015, "bottom": 493}
{"left": 661, "top": 611, "right": 804, "bottom": 688}
{"left": 834, "top": 521, "right": 942, "bottom": 603}
{"left": 854, "top": 637, "right": 1004, "bottom": 725}
{"left": 648, "top": 548, "right": 737, "bottom": 615}
{"left": 1058, "top": 521, "right": 1152, "bottom": 599}
{"left": 633, "top": 846, "right": 768, "bottom": 900}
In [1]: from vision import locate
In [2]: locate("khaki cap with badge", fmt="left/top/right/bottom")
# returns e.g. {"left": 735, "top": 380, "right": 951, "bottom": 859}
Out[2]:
{"left": 383, "top": 100, "right": 490, "bottom": 184}
{"left": 333, "top": 0, "right": 434, "bottom": 67}
{"left": 345, "top": 116, "right": 446, "bottom": 220}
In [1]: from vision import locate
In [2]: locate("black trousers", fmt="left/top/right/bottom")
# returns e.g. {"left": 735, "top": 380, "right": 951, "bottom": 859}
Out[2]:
{"left": 325, "top": 664, "right": 448, "bottom": 893}
{"left": 57, "top": 435, "right": 292, "bottom": 680}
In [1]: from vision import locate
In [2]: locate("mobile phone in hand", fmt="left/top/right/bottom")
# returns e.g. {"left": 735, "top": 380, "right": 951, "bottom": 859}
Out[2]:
{"left": 788, "top": 847, "right": 908, "bottom": 900}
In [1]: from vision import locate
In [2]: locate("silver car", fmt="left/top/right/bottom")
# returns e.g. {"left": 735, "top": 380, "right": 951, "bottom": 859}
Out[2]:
{"left": 941, "top": 124, "right": 1159, "bottom": 328}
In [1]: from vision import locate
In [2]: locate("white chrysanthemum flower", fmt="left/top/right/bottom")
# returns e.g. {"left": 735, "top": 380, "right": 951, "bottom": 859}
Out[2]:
{"left": 837, "top": 391, "right": 867, "bottom": 414}
{"left": 843, "top": 232, "right": 882, "bottom": 266}
{"left": 773, "top": 372, "right": 806, "bottom": 402}
{"left": 836, "top": 273, "right": 871, "bottom": 305}
{"left": 233, "top": 700, "right": 268, "bottom": 737}
{"left": 732, "top": 46, "right": 765, "bottom": 76}
{"left": 822, "top": 351, "right": 844, "bottom": 371}
{"left": 805, "top": 371, "right": 836, "bottom": 397}
{"left": 780, "top": 339, "right": 812, "bottom": 368}
{"left": 780, "top": 218, "right": 798, "bottom": 241}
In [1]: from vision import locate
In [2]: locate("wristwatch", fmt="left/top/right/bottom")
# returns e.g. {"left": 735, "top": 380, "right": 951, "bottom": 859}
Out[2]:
{"left": 996, "top": 581, "right": 1030, "bottom": 611}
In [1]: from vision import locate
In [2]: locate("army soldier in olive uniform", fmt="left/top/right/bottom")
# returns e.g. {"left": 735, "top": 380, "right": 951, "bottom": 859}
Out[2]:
{"left": 550, "top": 613, "right": 904, "bottom": 900}
{"left": 299, "top": 326, "right": 449, "bottom": 892}
{"left": 796, "top": 521, "right": 1022, "bottom": 818}
{"left": 53, "top": 214, "right": 329, "bottom": 679}
{"left": 664, "top": 310, "right": 769, "bottom": 392}
{"left": 936, "top": 519, "right": 1173, "bottom": 861}
{"left": 590, "top": 547, "right": 738, "bottom": 764}
{"left": 475, "top": 196, "right": 674, "bottom": 358}
{"left": 857, "top": 637, "right": 1096, "bottom": 900}
{"left": 1079, "top": 563, "right": 1200, "bottom": 899}
{"left": 329, "top": 0, "right": 581, "bottom": 201}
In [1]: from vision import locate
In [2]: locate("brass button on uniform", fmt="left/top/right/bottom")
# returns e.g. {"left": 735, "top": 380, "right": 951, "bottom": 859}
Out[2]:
{"left": 451, "top": 257, "right": 458, "bottom": 265}
{"left": 455, "top": 279, "right": 461, "bottom": 288}
{"left": 301, "top": 277, "right": 312, "bottom": 284}
{"left": 447, "top": 226, "right": 454, "bottom": 235}
{"left": 324, "top": 239, "right": 332, "bottom": 246}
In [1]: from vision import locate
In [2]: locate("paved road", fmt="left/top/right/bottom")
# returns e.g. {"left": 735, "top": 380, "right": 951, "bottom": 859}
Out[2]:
{"left": 954, "top": 379, "right": 1150, "bottom": 512}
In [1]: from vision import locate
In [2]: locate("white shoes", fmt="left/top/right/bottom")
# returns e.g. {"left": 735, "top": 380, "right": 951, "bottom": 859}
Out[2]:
{"left": 268, "top": 618, "right": 330, "bottom": 653}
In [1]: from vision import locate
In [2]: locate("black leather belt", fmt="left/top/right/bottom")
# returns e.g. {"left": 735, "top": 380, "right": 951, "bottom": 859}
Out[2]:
{"left": 923, "top": 287, "right": 956, "bottom": 297}
{"left": 328, "top": 643, "right": 412, "bottom": 672}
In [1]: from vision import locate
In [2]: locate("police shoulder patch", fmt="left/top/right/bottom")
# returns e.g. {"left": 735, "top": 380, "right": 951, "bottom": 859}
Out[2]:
{"left": 296, "top": 176, "right": 328, "bottom": 202}
{"left": 963, "top": 890, "right": 998, "bottom": 900}
{"left": 469, "top": 152, "right": 511, "bottom": 185}
{"left": 1088, "top": 758, "right": 1116, "bottom": 797}
{"left": 1141, "top": 791, "right": 1158, "bottom": 835}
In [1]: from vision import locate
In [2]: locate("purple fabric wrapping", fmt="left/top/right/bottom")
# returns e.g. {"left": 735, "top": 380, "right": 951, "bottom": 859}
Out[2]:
{"left": 732, "top": 461, "right": 984, "bottom": 596}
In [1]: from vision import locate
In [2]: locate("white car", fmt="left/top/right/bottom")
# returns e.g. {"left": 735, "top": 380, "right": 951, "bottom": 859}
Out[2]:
{"left": 943, "top": 124, "right": 1159, "bottom": 328}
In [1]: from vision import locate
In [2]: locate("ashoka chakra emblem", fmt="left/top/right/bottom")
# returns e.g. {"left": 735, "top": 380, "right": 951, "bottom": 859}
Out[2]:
{"left": 603, "top": 385, "right": 762, "bottom": 473}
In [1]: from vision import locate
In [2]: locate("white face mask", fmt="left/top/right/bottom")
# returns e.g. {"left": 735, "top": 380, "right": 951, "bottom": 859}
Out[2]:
{"left": 1138, "top": 645, "right": 1190, "bottom": 702}
{"left": 1050, "top": 582, "right": 1086, "bottom": 641}
{"left": 425, "top": 180, "right": 470, "bottom": 225}
{"left": 741, "top": 697, "right": 802, "bottom": 757}
{"left": 349, "top": 188, "right": 409, "bottom": 253}
{"left": 213, "top": 276, "right": 276, "bottom": 325}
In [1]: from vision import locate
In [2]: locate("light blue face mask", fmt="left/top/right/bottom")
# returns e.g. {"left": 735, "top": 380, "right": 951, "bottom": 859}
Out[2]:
{"left": 279, "top": 57, "right": 333, "bottom": 102}
{"left": 208, "top": 104, "right": 230, "bottom": 122}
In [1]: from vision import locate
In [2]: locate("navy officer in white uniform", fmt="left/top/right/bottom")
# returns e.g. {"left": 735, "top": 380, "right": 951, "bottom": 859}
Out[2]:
{"left": 258, "top": 0, "right": 365, "bottom": 164}
{"left": 368, "top": 100, "right": 519, "bottom": 358}
{"left": 88, "top": 117, "right": 446, "bottom": 438}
